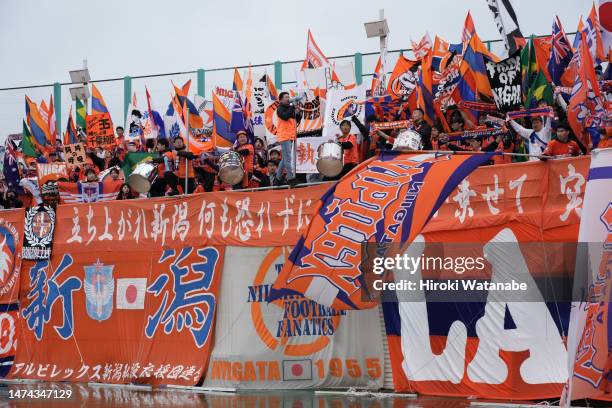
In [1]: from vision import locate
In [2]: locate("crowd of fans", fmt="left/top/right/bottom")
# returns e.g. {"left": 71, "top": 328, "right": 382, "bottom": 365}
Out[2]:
{"left": 0, "top": 85, "right": 609, "bottom": 210}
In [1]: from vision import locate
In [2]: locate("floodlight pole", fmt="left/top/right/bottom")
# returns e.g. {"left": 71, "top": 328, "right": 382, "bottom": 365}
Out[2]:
{"left": 73, "top": 59, "right": 90, "bottom": 120}
{"left": 83, "top": 59, "right": 89, "bottom": 104}
{"left": 185, "top": 106, "right": 189, "bottom": 195}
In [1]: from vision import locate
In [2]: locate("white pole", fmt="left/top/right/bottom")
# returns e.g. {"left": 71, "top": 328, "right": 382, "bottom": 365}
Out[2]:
{"left": 185, "top": 105, "right": 189, "bottom": 194}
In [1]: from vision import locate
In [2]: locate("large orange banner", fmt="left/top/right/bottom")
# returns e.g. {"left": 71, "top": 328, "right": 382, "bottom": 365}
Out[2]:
{"left": 12, "top": 246, "right": 224, "bottom": 385}
{"left": 3, "top": 156, "right": 594, "bottom": 397}
{"left": 385, "top": 156, "right": 591, "bottom": 400}
{"left": 52, "top": 184, "right": 330, "bottom": 252}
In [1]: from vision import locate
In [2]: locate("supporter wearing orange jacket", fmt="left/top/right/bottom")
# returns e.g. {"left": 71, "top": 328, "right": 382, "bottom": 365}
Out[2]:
{"left": 275, "top": 92, "right": 301, "bottom": 184}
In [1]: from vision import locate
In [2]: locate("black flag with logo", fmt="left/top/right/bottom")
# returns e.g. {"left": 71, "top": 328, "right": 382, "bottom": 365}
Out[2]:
{"left": 485, "top": 51, "right": 522, "bottom": 112}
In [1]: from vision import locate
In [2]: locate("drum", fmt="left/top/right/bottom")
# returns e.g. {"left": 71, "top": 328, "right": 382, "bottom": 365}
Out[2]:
{"left": 128, "top": 162, "right": 158, "bottom": 193}
{"left": 317, "top": 141, "right": 343, "bottom": 177}
{"left": 218, "top": 151, "right": 245, "bottom": 185}
{"left": 393, "top": 129, "right": 422, "bottom": 151}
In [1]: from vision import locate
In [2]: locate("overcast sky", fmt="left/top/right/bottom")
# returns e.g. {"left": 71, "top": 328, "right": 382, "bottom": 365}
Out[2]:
{"left": 0, "top": 0, "right": 588, "bottom": 141}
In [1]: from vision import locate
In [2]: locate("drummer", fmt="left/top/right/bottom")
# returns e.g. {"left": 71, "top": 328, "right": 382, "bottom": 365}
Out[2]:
{"left": 336, "top": 119, "right": 359, "bottom": 178}
{"left": 149, "top": 138, "right": 179, "bottom": 197}
{"left": 233, "top": 130, "right": 254, "bottom": 189}
{"left": 172, "top": 136, "right": 197, "bottom": 194}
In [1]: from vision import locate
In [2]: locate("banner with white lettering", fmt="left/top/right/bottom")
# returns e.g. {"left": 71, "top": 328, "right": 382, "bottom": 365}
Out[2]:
{"left": 385, "top": 157, "right": 591, "bottom": 400}
{"left": 203, "top": 246, "right": 384, "bottom": 389}
{"left": 485, "top": 51, "right": 522, "bottom": 112}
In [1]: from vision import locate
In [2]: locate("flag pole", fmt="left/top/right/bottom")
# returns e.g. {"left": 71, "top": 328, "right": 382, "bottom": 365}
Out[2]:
{"left": 184, "top": 101, "right": 189, "bottom": 195}
{"left": 389, "top": 149, "right": 552, "bottom": 160}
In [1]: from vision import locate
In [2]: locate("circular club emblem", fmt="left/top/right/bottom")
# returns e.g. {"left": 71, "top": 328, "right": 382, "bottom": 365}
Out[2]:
{"left": 331, "top": 97, "right": 363, "bottom": 128}
{"left": 264, "top": 101, "right": 280, "bottom": 136}
{"left": 389, "top": 70, "right": 418, "bottom": 98}
{"left": 250, "top": 247, "right": 343, "bottom": 357}
{"left": 0, "top": 219, "right": 21, "bottom": 297}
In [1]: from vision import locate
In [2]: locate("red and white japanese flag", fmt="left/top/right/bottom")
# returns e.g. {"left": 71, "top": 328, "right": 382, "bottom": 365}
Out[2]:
{"left": 116, "top": 278, "right": 147, "bottom": 309}
{"left": 282, "top": 359, "right": 312, "bottom": 381}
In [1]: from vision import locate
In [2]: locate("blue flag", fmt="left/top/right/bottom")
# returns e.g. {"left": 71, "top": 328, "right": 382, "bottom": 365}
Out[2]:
{"left": 3, "top": 140, "right": 22, "bottom": 192}
{"left": 548, "top": 17, "right": 573, "bottom": 85}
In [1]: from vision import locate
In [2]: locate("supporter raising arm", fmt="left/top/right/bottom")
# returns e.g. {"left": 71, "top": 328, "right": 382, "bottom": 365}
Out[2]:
{"left": 350, "top": 115, "right": 370, "bottom": 143}
{"left": 507, "top": 116, "right": 551, "bottom": 160}
{"left": 149, "top": 138, "right": 179, "bottom": 197}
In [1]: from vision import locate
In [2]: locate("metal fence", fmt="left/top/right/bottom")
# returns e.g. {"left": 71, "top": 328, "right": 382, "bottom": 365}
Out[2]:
{"left": 0, "top": 33, "right": 565, "bottom": 137}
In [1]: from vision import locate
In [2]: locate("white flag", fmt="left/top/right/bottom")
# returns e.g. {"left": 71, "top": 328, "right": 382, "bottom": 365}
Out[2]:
{"left": 563, "top": 148, "right": 612, "bottom": 405}
{"left": 322, "top": 85, "right": 365, "bottom": 139}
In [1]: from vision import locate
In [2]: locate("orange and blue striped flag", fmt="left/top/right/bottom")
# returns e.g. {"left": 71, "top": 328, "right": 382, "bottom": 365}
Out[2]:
{"left": 233, "top": 68, "right": 243, "bottom": 92}
{"left": 211, "top": 92, "right": 234, "bottom": 148}
{"left": 266, "top": 74, "right": 278, "bottom": 101}
{"left": 91, "top": 84, "right": 110, "bottom": 114}
{"left": 91, "top": 84, "right": 115, "bottom": 134}
{"left": 270, "top": 152, "right": 495, "bottom": 310}
{"left": 460, "top": 33, "right": 499, "bottom": 99}
{"left": 25, "top": 96, "right": 51, "bottom": 150}
{"left": 172, "top": 81, "right": 203, "bottom": 129}
{"left": 462, "top": 11, "right": 476, "bottom": 43}
{"left": 417, "top": 50, "right": 435, "bottom": 125}
{"left": 64, "top": 106, "right": 78, "bottom": 145}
